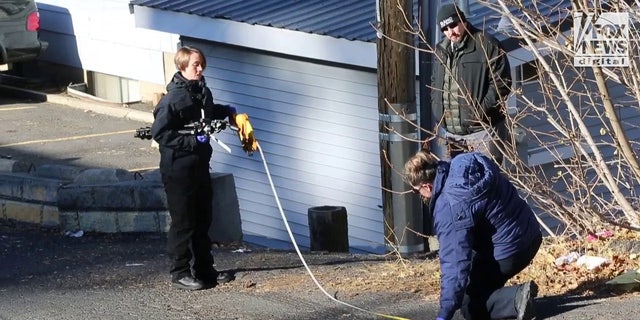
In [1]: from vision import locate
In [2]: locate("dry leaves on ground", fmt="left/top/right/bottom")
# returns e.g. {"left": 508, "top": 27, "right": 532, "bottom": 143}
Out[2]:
{"left": 511, "top": 228, "right": 640, "bottom": 297}
{"left": 254, "top": 228, "right": 640, "bottom": 300}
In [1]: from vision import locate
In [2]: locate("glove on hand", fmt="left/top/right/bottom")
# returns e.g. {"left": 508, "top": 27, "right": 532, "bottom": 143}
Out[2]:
{"left": 196, "top": 134, "right": 210, "bottom": 144}
{"left": 233, "top": 113, "right": 258, "bottom": 154}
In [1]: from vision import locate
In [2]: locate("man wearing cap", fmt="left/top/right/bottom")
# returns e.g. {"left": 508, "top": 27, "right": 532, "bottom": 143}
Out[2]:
{"left": 431, "top": 3, "right": 512, "bottom": 164}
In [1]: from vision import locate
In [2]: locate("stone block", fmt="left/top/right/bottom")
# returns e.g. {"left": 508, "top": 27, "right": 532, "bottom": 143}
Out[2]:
{"left": 0, "top": 173, "right": 62, "bottom": 204}
{"left": 0, "top": 159, "right": 33, "bottom": 173}
{"left": 21, "top": 178, "right": 62, "bottom": 203}
{"left": 59, "top": 211, "right": 80, "bottom": 231}
{"left": 3, "top": 169, "right": 241, "bottom": 237}
{"left": 4, "top": 201, "right": 42, "bottom": 224}
{"left": 158, "top": 210, "right": 170, "bottom": 232}
{"left": 35, "top": 164, "right": 84, "bottom": 181}
{"left": 117, "top": 211, "right": 161, "bottom": 232}
{"left": 94, "top": 185, "right": 136, "bottom": 209}
{"left": 132, "top": 183, "right": 167, "bottom": 210}
{"left": 78, "top": 211, "right": 118, "bottom": 233}
{"left": 73, "top": 168, "right": 134, "bottom": 184}
{"left": 41, "top": 206, "right": 60, "bottom": 227}
{"left": 57, "top": 186, "right": 91, "bottom": 210}
{"left": 58, "top": 182, "right": 165, "bottom": 211}
{"left": 0, "top": 173, "right": 28, "bottom": 199}
{"left": 141, "top": 169, "right": 161, "bottom": 182}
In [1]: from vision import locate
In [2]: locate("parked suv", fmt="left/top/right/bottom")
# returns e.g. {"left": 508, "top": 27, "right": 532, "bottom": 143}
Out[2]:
{"left": 0, "top": 0, "right": 47, "bottom": 64}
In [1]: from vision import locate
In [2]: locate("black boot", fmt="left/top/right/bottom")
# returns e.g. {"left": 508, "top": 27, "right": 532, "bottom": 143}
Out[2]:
{"left": 515, "top": 281, "right": 538, "bottom": 320}
{"left": 172, "top": 275, "right": 204, "bottom": 291}
{"left": 196, "top": 269, "right": 235, "bottom": 287}
{"left": 216, "top": 271, "right": 234, "bottom": 284}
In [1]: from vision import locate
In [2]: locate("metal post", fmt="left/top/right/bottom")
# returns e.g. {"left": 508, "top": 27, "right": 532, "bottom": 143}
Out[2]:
{"left": 379, "top": 109, "right": 423, "bottom": 254}
{"left": 418, "top": 0, "right": 441, "bottom": 243}
{"left": 377, "top": 0, "right": 423, "bottom": 254}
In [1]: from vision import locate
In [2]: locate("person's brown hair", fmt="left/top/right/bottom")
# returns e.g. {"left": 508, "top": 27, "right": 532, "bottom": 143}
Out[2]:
{"left": 174, "top": 46, "right": 206, "bottom": 71}
{"left": 404, "top": 149, "right": 439, "bottom": 187}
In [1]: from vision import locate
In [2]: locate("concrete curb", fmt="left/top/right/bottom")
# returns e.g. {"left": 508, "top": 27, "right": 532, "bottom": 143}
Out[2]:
{"left": 0, "top": 84, "right": 154, "bottom": 123}
{"left": 57, "top": 180, "right": 167, "bottom": 211}
{"left": 46, "top": 94, "right": 154, "bottom": 124}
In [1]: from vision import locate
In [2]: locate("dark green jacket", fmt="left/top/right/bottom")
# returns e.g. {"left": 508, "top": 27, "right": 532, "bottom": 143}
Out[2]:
{"left": 431, "top": 24, "right": 512, "bottom": 134}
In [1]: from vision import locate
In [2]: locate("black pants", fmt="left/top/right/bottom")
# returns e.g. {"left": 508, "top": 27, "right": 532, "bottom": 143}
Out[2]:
{"left": 162, "top": 172, "right": 214, "bottom": 281}
{"left": 461, "top": 234, "right": 542, "bottom": 320}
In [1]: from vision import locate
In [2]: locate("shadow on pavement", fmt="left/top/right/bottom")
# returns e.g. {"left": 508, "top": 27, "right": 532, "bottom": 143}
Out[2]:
{"left": 536, "top": 294, "right": 602, "bottom": 319}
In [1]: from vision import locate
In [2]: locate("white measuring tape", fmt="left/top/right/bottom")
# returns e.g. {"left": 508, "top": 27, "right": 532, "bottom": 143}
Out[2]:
{"left": 256, "top": 143, "right": 410, "bottom": 320}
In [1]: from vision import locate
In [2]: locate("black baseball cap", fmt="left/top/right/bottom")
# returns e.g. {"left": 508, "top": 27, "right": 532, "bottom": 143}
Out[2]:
{"left": 437, "top": 4, "right": 466, "bottom": 31}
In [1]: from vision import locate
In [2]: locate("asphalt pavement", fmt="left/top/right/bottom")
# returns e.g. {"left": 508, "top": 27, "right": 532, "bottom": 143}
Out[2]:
{"left": 2, "top": 220, "right": 640, "bottom": 320}
{"left": 2, "top": 90, "right": 640, "bottom": 319}
{"left": 0, "top": 92, "right": 158, "bottom": 171}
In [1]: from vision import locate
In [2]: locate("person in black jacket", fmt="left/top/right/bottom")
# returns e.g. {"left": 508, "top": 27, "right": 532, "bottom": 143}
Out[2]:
{"left": 404, "top": 150, "right": 541, "bottom": 320}
{"left": 151, "top": 46, "right": 241, "bottom": 290}
{"left": 431, "top": 4, "right": 512, "bottom": 164}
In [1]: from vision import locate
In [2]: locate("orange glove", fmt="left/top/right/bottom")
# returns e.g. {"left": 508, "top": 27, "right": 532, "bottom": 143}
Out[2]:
{"left": 233, "top": 113, "right": 258, "bottom": 155}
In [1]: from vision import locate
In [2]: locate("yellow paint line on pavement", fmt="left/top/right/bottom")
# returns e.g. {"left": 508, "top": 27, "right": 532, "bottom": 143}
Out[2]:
{"left": 0, "top": 129, "right": 135, "bottom": 148}
{"left": 0, "top": 106, "right": 37, "bottom": 111}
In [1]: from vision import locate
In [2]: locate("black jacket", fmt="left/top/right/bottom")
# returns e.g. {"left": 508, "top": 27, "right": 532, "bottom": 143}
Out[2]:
{"left": 151, "top": 72, "right": 235, "bottom": 176}
{"left": 431, "top": 24, "right": 512, "bottom": 133}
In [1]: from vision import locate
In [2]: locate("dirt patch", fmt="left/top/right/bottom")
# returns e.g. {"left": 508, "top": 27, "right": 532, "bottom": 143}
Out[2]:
{"left": 218, "top": 228, "right": 640, "bottom": 300}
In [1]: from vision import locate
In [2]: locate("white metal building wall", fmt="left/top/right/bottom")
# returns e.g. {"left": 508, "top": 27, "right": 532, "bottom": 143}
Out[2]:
{"left": 36, "top": 0, "right": 177, "bottom": 85}
{"left": 182, "top": 39, "right": 386, "bottom": 253}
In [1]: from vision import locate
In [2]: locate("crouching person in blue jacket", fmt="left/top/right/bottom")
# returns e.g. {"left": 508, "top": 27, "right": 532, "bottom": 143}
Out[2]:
{"left": 404, "top": 150, "right": 542, "bottom": 320}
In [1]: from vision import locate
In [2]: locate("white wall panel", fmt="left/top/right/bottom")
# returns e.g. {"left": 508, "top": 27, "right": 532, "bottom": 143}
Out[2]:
{"left": 36, "top": 0, "right": 178, "bottom": 84}
{"left": 183, "top": 39, "right": 386, "bottom": 252}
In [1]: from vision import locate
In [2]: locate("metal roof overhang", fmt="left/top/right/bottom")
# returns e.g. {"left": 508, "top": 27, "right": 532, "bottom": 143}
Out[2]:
{"left": 131, "top": 5, "right": 377, "bottom": 69}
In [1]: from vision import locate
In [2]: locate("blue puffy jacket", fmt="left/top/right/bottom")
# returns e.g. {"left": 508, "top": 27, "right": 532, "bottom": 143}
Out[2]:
{"left": 431, "top": 152, "right": 541, "bottom": 320}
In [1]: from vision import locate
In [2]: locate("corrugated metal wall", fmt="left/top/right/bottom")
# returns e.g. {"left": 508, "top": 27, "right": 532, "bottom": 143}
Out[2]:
{"left": 182, "top": 38, "right": 386, "bottom": 253}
